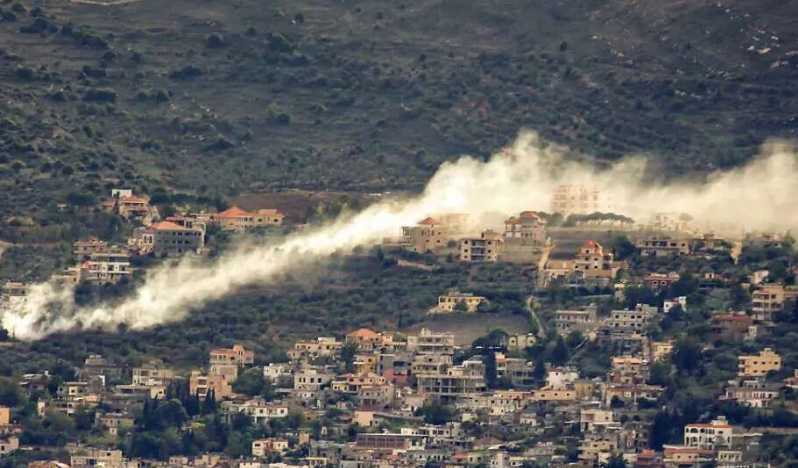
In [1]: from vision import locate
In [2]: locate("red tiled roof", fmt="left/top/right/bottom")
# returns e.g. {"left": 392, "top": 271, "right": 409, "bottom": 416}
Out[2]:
{"left": 347, "top": 328, "right": 379, "bottom": 338}
{"left": 712, "top": 315, "right": 751, "bottom": 322}
{"left": 215, "top": 206, "right": 250, "bottom": 218}
{"left": 519, "top": 211, "right": 539, "bottom": 219}
{"left": 149, "top": 221, "right": 190, "bottom": 231}
{"left": 120, "top": 195, "right": 148, "bottom": 203}
{"left": 582, "top": 240, "right": 601, "bottom": 249}
{"left": 417, "top": 217, "right": 440, "bottom": 226}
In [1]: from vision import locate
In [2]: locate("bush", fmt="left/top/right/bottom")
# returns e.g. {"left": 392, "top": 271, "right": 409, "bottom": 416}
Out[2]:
{"left": 83, "top": 88, "right": 117, "bottom": 103}
{"left": 15, "top": 67, "right": 36, "bottom": 81}
{"left": 169, "top": 65, "right": 203, "bottom": 80}
{"left": 206, "top": 33, "right": 225, "bottom": 48}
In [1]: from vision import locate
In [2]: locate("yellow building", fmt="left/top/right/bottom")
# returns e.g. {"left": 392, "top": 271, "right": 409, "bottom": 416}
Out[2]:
{"left": 752, "top": 284, "right": 798, "bottom": 321}
{"left": 0, "top": 407, "right": 8, "bottom": 425}
{"left": 738, "top": 348, "right": 782, "bottom": 377}
{"left": 460, "top": 230, "right": 503, "bottom": 263}
{"left": 432, "top": 291, "right": 486, "bottom": 313}
{"left": 209, "top": 206, "right": 285, "bottom": 232}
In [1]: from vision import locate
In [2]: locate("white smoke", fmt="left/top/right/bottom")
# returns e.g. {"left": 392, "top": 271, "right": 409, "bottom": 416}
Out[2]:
{"left": 3, "top": 131, "right": 798, "bottom": 340}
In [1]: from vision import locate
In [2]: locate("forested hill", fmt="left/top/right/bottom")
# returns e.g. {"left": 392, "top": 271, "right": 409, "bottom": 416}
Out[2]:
{"left": 0, "top": 0, "right": 797, "bottom": 220}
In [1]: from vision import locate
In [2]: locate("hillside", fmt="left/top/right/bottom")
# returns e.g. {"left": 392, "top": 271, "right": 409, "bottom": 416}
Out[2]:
{"left": 0, "top": 0, "right": 797, "bottom": 226}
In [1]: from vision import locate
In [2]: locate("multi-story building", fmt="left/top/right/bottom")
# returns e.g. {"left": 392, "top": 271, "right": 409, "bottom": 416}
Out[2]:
{"left": 635, "top": 237, "right": 691, "bottom": 257}
{"left": 0, "top": 282, "right": 27, "bottom": 305}
{"left": 70, "top": 448, "right": 125, "bottom": 468}
{"left": 141, "top": 220, "right": 204, "bottom": 256}
{"left": 647, "top": 212, "right": 693, "bottom": 232}
{"left": 555, "top": 304, "right": 599, "bottom": 335}
{"left": 288, "top": 337, "right": 342, "bottom": 361}
{"left": 132, "top": 360, "right": 176, "bottom": 387}
{"left": 225, "top": 398, "right": 289, "bottom": 424}
{"left": 683, "top": 416, "right": 733, "bottom": 450}
{"left": 209, "top": 344, "right": 254, "bottom": 367}
{"left": 738, "top": 348, "right": 781, "bottom": 377}
{"left": 643, "top": 272, "right": 681, "bottom": 293}
{"left": 87, "top": 247, "right": 132, "bottom": 285}
{"left": 432, "top": 291, "right": 486, "bottom": 313}
{"left": 189, "top": 371, "right": 233, "bottom": 401}
{"left": 252, "top": 438, "right": 289, "bottom": 457}
{"left": 401, "top": 216, "right": 457, "bottom": 253}
{"left": 550, "top": 183, "right": 613, "bottom": 215}
{"left": 416, "top": 359, "right": 486, "bottom": 401}
{"left": 610, "top": 356, "right": 649, "bottom": 385}
{"left": 207, "top": 206, "right": 285, "bottom": 232}
{"left": 722, "top": 380, "right": 781, "bottom": 408}
{"left": 752, "top": 284, "right": 798, "bottom": 321}
{"left": 460, "top": 230, "right": 503, "bottom": 263}
{"left": 406, "top": 328, "right": 455, "bottom": 355}
{"left": 294, "top": 366, "right": 335, "bottom": 391}
{"left": 74, "top": 238, "right": 108, "bottom": 261}
{"left": 711, "top": 314, "right": 753, "bottom": 342}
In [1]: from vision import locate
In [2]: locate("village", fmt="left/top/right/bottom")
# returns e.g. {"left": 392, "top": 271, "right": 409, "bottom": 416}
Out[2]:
{"left": 1, "top": 182, "right": 798, "bottom": 468}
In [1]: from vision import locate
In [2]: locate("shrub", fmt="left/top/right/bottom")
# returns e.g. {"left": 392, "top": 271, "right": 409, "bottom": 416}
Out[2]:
{"left": 206, "top": 33, "right": 225, "bottom": 48}
{"left": 15, "top": 67, "right": 35, "bottom": 81}
{"left": 169, "top": 65, "right": 203, "bottom": 80}
{"left": 83, "top": 88, "right": 117, "bottom": 103}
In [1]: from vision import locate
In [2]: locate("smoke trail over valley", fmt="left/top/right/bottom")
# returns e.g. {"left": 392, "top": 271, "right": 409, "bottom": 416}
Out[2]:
{"left": 4, "top": 131, "right": 798, "bottom": 340}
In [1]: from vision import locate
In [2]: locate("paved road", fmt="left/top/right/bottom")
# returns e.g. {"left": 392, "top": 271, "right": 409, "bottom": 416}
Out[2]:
{"left": 525, "top": 295, "right": 546, "bottom": 338}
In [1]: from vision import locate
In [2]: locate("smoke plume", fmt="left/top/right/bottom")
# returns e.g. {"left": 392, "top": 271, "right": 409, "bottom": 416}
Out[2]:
{"left": 3, "top": 131, "right": 798, "bottom": 340}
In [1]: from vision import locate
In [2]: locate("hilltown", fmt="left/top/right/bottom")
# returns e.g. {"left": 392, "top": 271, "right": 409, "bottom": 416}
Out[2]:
{"left": 1, "top": 183, "right": 798, "bottom": 468}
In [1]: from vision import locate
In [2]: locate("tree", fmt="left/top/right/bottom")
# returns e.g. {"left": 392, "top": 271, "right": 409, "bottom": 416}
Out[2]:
{"left": 648, "top": 361, "right": 672, "bottom": 386}
{"left": 0, "top": 379, "right": 21, "bottom": 407}
{"left": 611, "top": 235, "right": 637, "bottom": 260}
{"left": 340, "top": 342, "right": 358, "bottom": 373}
{"left": 485, "top": 351, "right": 498, "bottom": 389}
{"left": 604, "top": 454, "right": 627, "bottom": 468}
{"left": 671, "top": 337, "right": 702, "bottom": 373}
{"left": 419, "top": 401, "right": 454, "bottom": 425}
{"left": 232, "top": 368, "right": 270, "bottom": 397}
{"left": 549, "top": 336, "right": 570, "bottom": 366}
{"left": 453, "top": 300, "right": 468, "bottom": 313}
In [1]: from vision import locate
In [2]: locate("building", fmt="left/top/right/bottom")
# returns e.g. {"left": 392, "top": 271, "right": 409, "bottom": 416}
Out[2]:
{"left": 647, "top": 212, "right": 693, "bottom": 232}
{"left": 722, "top": 380, "right": 781, "bottom": 408}
{"left": 355, "top": 433, "right": 426, "bottom": 451}
{"left": 683, "top": 416, "right": 733, "bottom": 450}
{"left": 0, "top": 436, "right": 17, "bottom": 456}
{"left": 0, "top": 282, "right": 27, "bottom": 305}
{"left": 252, "top": 439, "right": 289, "bottom": 457}
{"left": 500, "top": 211, "right": 548, "bottom": 262}
{"left": 74, "top": 238, "right": 108, "bottom": 261}
{"left": 406, "top": 328, "right": 455, "bottom": 355}
{"left": 288, "top": 337, "right": 342, "bottom": 361}
{"left": 460, "top": 230, "right": 503, "bottom": 263}
{"left": 636, "top": 238, "right": 691, "bottom": 257}
{"left": 416, "top": 360, "right": 486, "bottom": 401}
{"left": 70, "top": 448, "right": 125, "bottom": 468}
{"left": 132, "top": 360, "right": 176, "bottom": 387}
{"left": 189, "top": 371, "right": 233, "bottom": 401}
{"left": 86, "top": 247, "right": 132, "bottom": 285}
{"left": 752, "top": 284, "right": 798, "bottom": 321}
{"left": 400, "top": 216, "right": 461, "bottom": 253}
{"left": 141, "top": 220, "right": 204, "bottom": 256}
{"left": 644, "top": 273, "right": 680, "bottom": 293}
{"left": 432, "top": 291, "right": 486, "bottom": 313}
{"left": 294, "top": 366, "right": 335, "bottom": 391}
{"left": 345, "top": 328, "right": 389, "bottom": 351}
{"left": 738, "top": 348, "right": 781, "bottom": 377}
{"left": 550, "top": 183, "right": 612, "bottom": 215}
{"left": 116, "top": 195, "right": 150, "bottom": 220}
{"left": 209, "top": 344, "right": 255, "bottom": 367}
{"left": 208, "top": 206, "right": 285, "bottom": 232}
{"left": 711, "top": 314, "right": 753, "bottom": 342}
{"left": 555, "top": 304, "right": 599, "bottom": 335}
{"left": 610, "top": 356, "right": 649, "bottom": 385}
